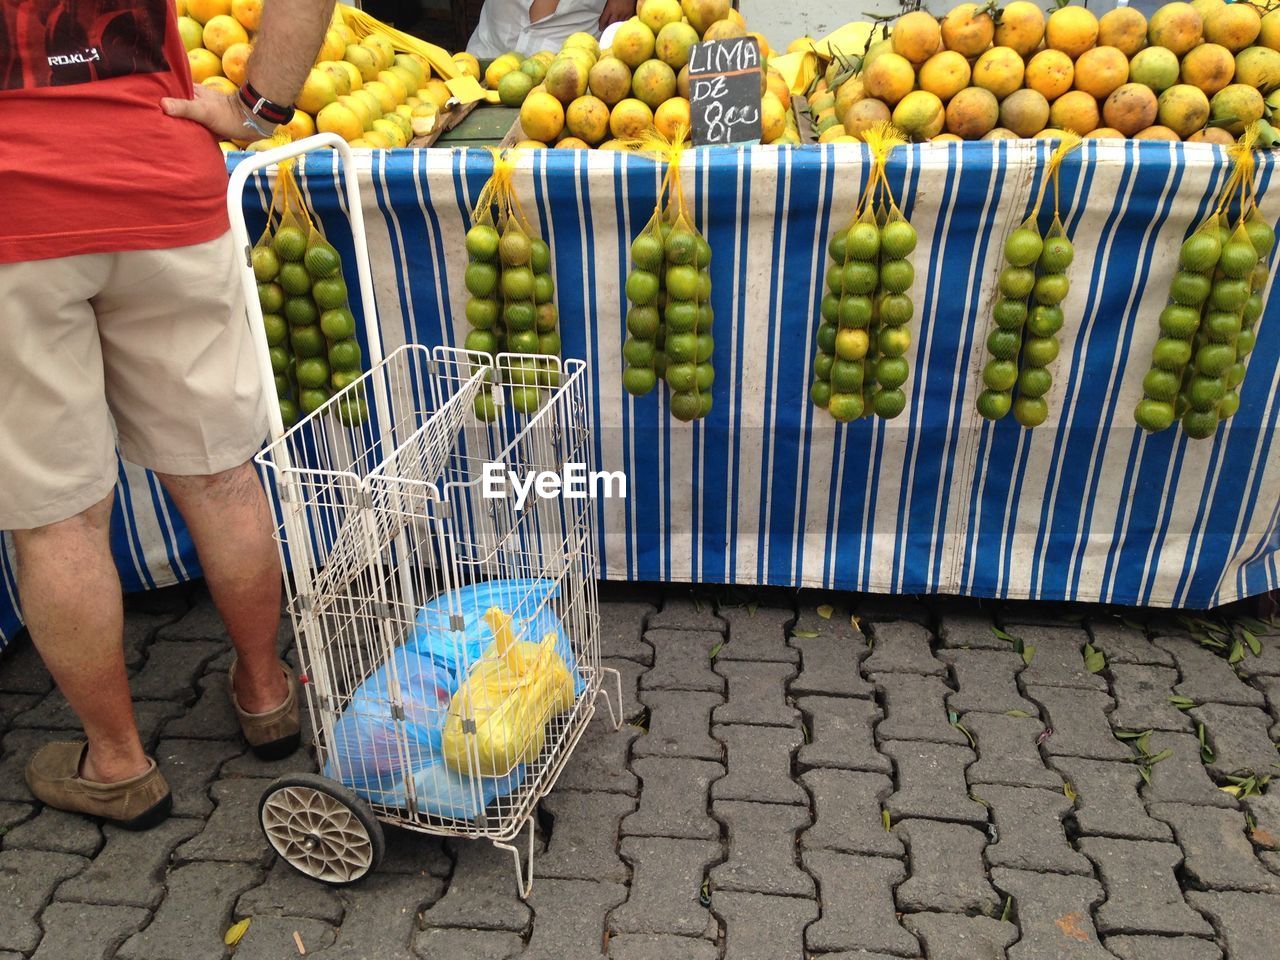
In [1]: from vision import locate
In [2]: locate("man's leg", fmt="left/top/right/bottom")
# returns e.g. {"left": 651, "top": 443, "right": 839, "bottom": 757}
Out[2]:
{"left": 11, "top": 491, "right": 148, "bottom": 784}
{"left": 157, "top": 461, "right": 288, "bottom": 714}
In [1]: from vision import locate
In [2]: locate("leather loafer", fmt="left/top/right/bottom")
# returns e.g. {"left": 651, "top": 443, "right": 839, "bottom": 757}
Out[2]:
{"left": 25, "top": 741, "right": 171, "bottom": 830}
{"left": 228, "top": 658, "right": 302, "bottom": 761}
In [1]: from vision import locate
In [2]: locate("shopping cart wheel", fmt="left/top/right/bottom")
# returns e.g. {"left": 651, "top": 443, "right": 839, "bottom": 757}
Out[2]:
{"left": 258, "top": 774, "right": 385, "bottom": 885}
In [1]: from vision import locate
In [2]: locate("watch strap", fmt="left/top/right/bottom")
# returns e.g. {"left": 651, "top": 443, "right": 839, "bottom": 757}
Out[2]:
{"left": 237, "top": 81, "right": 295, "bottom": 126}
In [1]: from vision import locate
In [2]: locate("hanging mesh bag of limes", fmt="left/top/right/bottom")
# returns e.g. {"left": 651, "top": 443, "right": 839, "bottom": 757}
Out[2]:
{"left": 250, "top": 163, "right": 298, "bottom": 428}
{"left": 622, "top": 125, "right": 716, "bottom": 423}
{"left": 811, "top": 122, "right": 917, "bottom": 423}
{"left": 976, "top": 132, "right": 1080, "bottom": 428}
{"left": 463, "top": 148, "right": 561, "bottom": 419}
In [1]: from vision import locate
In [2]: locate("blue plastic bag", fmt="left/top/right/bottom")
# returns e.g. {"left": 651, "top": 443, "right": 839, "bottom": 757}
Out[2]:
{"left": 353, "top": 761, "right": 526, "bottom": 821}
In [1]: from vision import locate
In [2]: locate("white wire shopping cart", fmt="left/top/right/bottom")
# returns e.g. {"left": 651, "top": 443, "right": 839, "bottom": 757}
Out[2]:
{"left": 227, "top": 135, "right": 622, "bottom": 895}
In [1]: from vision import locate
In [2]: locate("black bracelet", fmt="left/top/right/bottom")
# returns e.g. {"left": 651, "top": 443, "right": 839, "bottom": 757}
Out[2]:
{"left": 238, "top": 81, "right": 295, "bottom": 126}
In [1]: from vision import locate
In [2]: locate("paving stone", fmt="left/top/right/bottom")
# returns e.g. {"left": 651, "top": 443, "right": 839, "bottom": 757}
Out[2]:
{"left": 964, "top": 713, "right": 1061, "bottom": 790}
{"left": 607, "top": 934, "right": 719, "bottom": 960}
{"left": 0, "top": 638, "right": 54, "bottom": 694}
{"left": 0, "top": 729, "right": 64, "bottom": 802}
{"left": 989, "top": 868, "right": 1112, "bottom": 960}
{"left": 56, "top": 817, "right": 200, "bottom": 908}
{"left": 1086, "top": 620, "right": 1171, "bottom": 666}
{"left": 155, "top": 594, "right": 229, "bottom": 640}
{"left": 602, "top": 657, "right": 646, "bottom": 725}
{"left": 414, "top": 928, "right": 525, "bottom": 960}
{"left": 623, "top": 758, "right": 722, "bottom": 840}
{"left": 717, "top": 605, "right": 798, "bottom": 662}
{"left": 0, "top": 800, "right": 34, "bottom": 831}
{"left": 421, "top": 839, "right": 530, "bottom": 932}
{"left": 11, "top": 696, "right": 183, "bottom": 747}
{"left": 710, "top": 801, "right": 813, "bottom": 898}
{"left": 30, "top": 902, "right": 151, "bottom": 960}
{"left": 3, "top": 805, "right": 100, "bottom": 857}
{"left": 227, "top": 915, "right": 336, "bottom": 960}
{"left": 317, "top": 871, "right": 445, "bottom": 960}
{"left": 162, "top": 671, "right": 241, "bottom": 740}
{"left": 609, "top": 837, "right": 720, "bottom": 938}
{"left": 863, "top": 622, "right": 946, "bottom": 676}
{"left": 633, "top": 691, "right": 721, "bottom": 764}
{"left": 598, "top": 601, "right": 655, "bottom": 664}
{"left": 174, "top": 778, "right": 274, "bottom": 865}
{"left": 1238, "top": 640, "right": 1280, "bottom": 678}
{"left": 937, "top": 614, "right": 1006, "bottom": 651}
{"left": 1024, "top": 685, "right": 1131, "bottom": 760}
{"left": 881, "top": 741, "right": 986, "bottom": 826}
{"left": 1244, "top": 794, "right": 1280, "bottom": 852}
{"left": 803, "top": 851, "right": 918, "bottom": 957}
{"left": 999, "top": 600, "right": 1083, "bottom": 628}
{"left": 0, "top": 692, "right": 39, "bottom": 727}
{"left": 858, "top": 595, "right": 931, "bottom": 626}
{"left": 640, "top": 630, "right": 724, "bottom": 693}
{"left": 153, "top": 738, "right": 241, "bottom": 817}
{"left": 1052, "top": 757, "right": 1172, "bottom": 841}
{"left": 1156, "top": 637, "right": 1266, "bottom": 707}
{"left": 523, "top": 879, "right": 627, "bottom": 960}
{"left": 980, "top": 785, "right": 1092, "bottom": 876}
{"left": 1109, "top": 664, "right": 1193, "bottom": 732}
{"left": 116, "top": 861, "right": 259, "bottom": 960}
{"left": 713, "top": 660, "right": 798, "bottom": 728}
{"left": 710, "top": 724, "right": 805, "bottom": 806}
{"left": 894, "top": 820, "right": 999, "bottom": 916}
{"left": 1139, "top": 730, "right": 1238, "bottom": 809}
{"left": 378, "top": 826, "right": 452, "bottom": 878}
{"left": 0, "top": 849, "right": 86, "bottom": 953}
{"left": 714, "top": 890, "right": 818, "bottom": 960}
{"left": 1105, "top": 935, "right": 1223, "bottom": 960}
{"left": 647, "top": 597, "right": 725, "bottom": 633}
{"left": 540, "top": 790, "right": 634, "bottom": 883}
{"left": 939, "top": 649, "right": 1037, "bottom": 716}
{"left": 902, "top": 913, "right": 1018, "bottom": 960}
{"left": 1189, "top": 702, "right": 1279, "bottom": 779}
{"left": 1186, "top": 891, "right": 1280, "bottom": 959}
{"left": 871, "top": 674, "right": 968, "bottom": 746}
{"left": 1077, "top": 837, "right": 1213, "bottom": 937}
{"left": 561, "top": 719, "right": 642, "bottom": 792}
{"left": 130, "top": 639, "right": 222, "bottom": 703}
{"left": 236, "top": 858, "right": 345, "bottom": 923}
{"left": 1256, "top": 676, "right": 1280, "bottom": 725}
{"left": 800, "top": 769, "right": 902, "bottom": 858}
{"left": 1148, "top": 802, "right": 1280, "bottom": 894}
{"left": 1012, "top": 626, "right": 1107, "bottom": 691}
{"left": 789, "top": 625, "right": 874, "bottom": 699}
{"left": 796, "top": 695, "right": 891, "bottom": 774}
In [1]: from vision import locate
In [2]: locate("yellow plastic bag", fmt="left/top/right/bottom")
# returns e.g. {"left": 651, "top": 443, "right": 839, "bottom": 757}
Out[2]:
{"left": 442, "top": 608, "right": 575, "bottom": 778}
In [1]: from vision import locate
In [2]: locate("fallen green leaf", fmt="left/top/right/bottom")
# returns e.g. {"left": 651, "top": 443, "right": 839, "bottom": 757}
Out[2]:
{"left": 708, "top": 640, "right": 724, "bottom": 660}
{"left": 992, "top": 626, "right": 1017, "bottom": 643}
{"left": 1229, "top": 638, "right": 1245, "bottom": 664}
{"left": 1083, "top": 643, "right": 1106, "bottom": 674}
{"left": 1243, "top": 629, "right": 1261, "bottom": 656}
{"left": 791, "top": 629, "right": 820, "bottom": 639}
{"left": 817, "top": 604, "right": 834, "bottom": 620}
{"left": 882, "top": 809, "right": 891, "bottom": 831}
{"left": 1168, "top": 695, "right": 1196, "bottom": 711}
{"left": 1147, "top": 748, "right": 1172, "bottom": 766}
{"left": 1063, "top": 780, "right": 1077, "bottom": 802}
{"left": 225, "top": 919, "right": 251, "bottom": 947}
{"left": 1005, "top": 709, "right": 1032, "bottom": 718}
{"left": 1021, "top": 644, "right": 1036, "bottom": 666}
{"left": 1000, "top": 897, "right": 1012, "bottom": 923}
{"left": 746, "top": 602, "right": 758, "bottom": 617}
{"left": 1120, "top": 618, "right": 1146, "bottom": 633}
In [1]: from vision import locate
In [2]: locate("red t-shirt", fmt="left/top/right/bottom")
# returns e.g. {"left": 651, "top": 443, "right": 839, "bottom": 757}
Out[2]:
{"left": 0, "top": 0, "right": 231, "bottom": 264}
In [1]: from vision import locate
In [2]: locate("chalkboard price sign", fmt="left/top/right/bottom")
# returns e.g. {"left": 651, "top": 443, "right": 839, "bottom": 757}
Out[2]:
{"left": 687, "top": 37, "right": 763, "bottom": 147}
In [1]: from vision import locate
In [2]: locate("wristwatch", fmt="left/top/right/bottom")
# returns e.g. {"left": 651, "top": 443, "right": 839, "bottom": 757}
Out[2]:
{"left": 237, "top": 81, "right": 296, "bottom": 136}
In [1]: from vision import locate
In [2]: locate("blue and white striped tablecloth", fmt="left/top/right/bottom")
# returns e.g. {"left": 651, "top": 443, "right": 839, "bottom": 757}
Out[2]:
{"left": 3, "top": 140, "right": 1278, "bottom": 645}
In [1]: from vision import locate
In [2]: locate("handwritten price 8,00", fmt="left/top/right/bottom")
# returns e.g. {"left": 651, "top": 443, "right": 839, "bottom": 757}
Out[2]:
{"left": 696, "top": 87, "right": 761, "bottom": 144}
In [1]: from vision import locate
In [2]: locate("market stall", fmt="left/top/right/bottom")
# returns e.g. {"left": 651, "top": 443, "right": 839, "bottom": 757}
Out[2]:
{"left": 2, "top": 139, "right": 1277, "bottom": 649}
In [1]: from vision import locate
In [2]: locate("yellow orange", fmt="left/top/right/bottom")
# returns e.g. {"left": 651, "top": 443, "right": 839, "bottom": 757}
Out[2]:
{"left": 362, "top": 79, "right": 397, "bottom": 114}
{"left": 201, "top": 75, "right": 237, "bottom": 95}
{"left": 555, "top": 136, "right": 591, "bottom": 149}
{"left": 1204, "top": 3, "right": 1261, "bottom": 51}
{"left": 761, "top": 91, "right": 788, "bottom": 142}
{"left": 1148, "top": 2, "right": 1204, "bottom": 56}
{"left": 1073, "top": 46, "right": 1129, "bottom": 99}
{"left": 318, "top": 61, "right": 353, "bottom": 96}
{"left": 1046, "top": 6, "right": 1099, "bottom": 58}
{"left": 1188, "top": 126, "right": 1235, "bottom": 144}
{"left": 520, "top": 90, "right": 565, "bottom": 142}
{"left": 454, "top": 52, "right": 481, "bottom": 80}
{"left": 893, "top": 89, "right": 946, "bottom": 139}
{"left": 1260, "top": 9, "right": 1280, "bottom": 51}
{"left": 769, "top": 72, "right": 794, "bottom": 108}
{"left": 933, "top": 133, "right": 963, "bottom": 142}
{"left": 1098, "top": 6, "right": 1148, "bottom": 55}
{"left": 972, "top": 46, "right": 1025, "bottom": 99}
{"left": 1085, "top": 126, "right": 1126, "bottom": 138}
{"left": 940, "top": 3, "right": 995, "bottom": 57}
{"left": 995, "top": 1, "right": 1046, "bottom": 57}
{"left": 317, "top": 101, "right": 364, "bottom": 141}
{"left": 318, "top": 29, "right": 346, "bottom": 63}
{"left": 892, "top": 10, "right": 942, "bottom": 64}
{"left": 1024, "top": 49, "right": 1074, "bottom": 100}
{"left": 220, "top": 41, "right": 252, "bottom": 86}
{"left": 418, "top": 79, "right": 452, "bottom": 110}
{"left": 1234, "top": 46, "right": 1280, "bottom": 89}
{"left": 862, "top": 51, "right": 915, "bottom": 106}
{"left": 185, "top": 0, "right": 231, "bottom": 26}
{"left": 177, "top": 16, "right": 204, "bottom": 52}
{"left": 608, "top": 97, "right": 654, "bottom": 140}
{"left": 1157, "top": 83, "right": 1211, "bottom": 136}
{"left": 1191, "top": 0, "right": 1227, "bottom": 23}
{"left": 653, "top": 96, "right": 692, "bottom": 141}
{"left": 1134, "top": 124, "right": 1181, "bottom": 140}
{"left": 703, "top": 19, "right": 746, "bottom": 42}
{"left": 1103, "top": 82, "right": 1159, "bottom": 136}
{"left": 202, "top": 14, "right": 248, "bottom": 58}
{"left": 566, "top": 94, "right": 611, "bottom": 144}
{"left": 338, "top": 93, "right": 375, "bottom": 130}
{"left": 845, "top": 98, "right": 892, "bottom": 137}
{"left": 297, "top": 67, "right": 338, "bottom": 114}
{"left": 918, "top": 50, "right": 971, "bottom": 102}
{"left": 818, "top": 124, "right": 849, "bottom": 143}
{"left": 998, "top": 88, "right": 1049, "bottom": 138}
{"left": 230, "top": 0, "right": 262, "bottom": 31}
{"left": 333, "top": 59, "right": 362, "bottom": 92}
{"left": 748, "top": 32, "right": 772, "bottom": 58}
{"left": 345, "top": 44, "right": 380, "bottom": 83}
{"left": 361, "top": 34, "right": 396, "bottom": 71}
{"left": 188, "top": 47, "right": 224, "bottom": 83}
{"left": 1049, "top": 89, "right": 1100, "bottom": 134}
{"left": 945, "top": 86, "right": 999, "bottom": 138}
{"left": 282, "top": 110, "right": 316, "bottom": 141}
{"left": 1180, "top": 42, "right": 1236, "bottom": 96}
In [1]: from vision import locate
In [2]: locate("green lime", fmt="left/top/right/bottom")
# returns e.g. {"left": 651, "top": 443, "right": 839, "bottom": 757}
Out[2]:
{"left": 984, "top": 359, "right": 1018, "bottom": 391}
{"left": 826, "top": 262, "right": 846, "bottom": 294}
{"left": 848, "top": 222, "right": 881, "bottom": 261}
{"left": 666, "top": 362, "right": 697, "bottom": 392}
{"left": 498, "top": 69, "right": 535, "bottom": 106}
{"left": 666, "top": 265, "right": 700, "bottom": 301}
{"left": 986, "top": 328, "right": 1021, "bottom": 361}
{"left": 1013, "top": 396, "right": 1048, "bottom": 428}
{"left": 627, "top": 269, "right": 660, "bottom": 305}
{"left": 696, "top": 363, "right": 714, "bottom": 391}
{"left": 670, "top": 391, "right": 701, "bottom": 422}
{"left": 331, "top": 370, "right": 360, "bottom": 391}
{"left": 508, "top": 330, "right": 539, "bottom": 353}
{"left": 814, "top": 352, "right": 834, "bottom": 381}
{"left": 666, "top": 332, "right": 697, "bottom": 363}
{"left": 1196, "top": 342, "right": 1235, "bottom": 376}
{"left": 473, "top": 392, "right": 498, "bottom": 421}
{"left": 880, "top": 220, "right": 917, "bottom": 259}
{"left": 299, "top": 387, "right": 329, "bottom": 415}
{"left": 520, "top": 57, "right": 547, "bottom": 82}
{"left": 1179, "top": 231, "right": 1221, "bottom": 272}
{"left": 279, "top": 262, "right": 312, "bottom": 296}
{"left": 274, "top": 373, "right": 291, "bottom": 397}
{"left": 878, "top": 326, "right": 911, "bottom": 358}
{"left": 695, "top": 333, "right": 714, "bottom": 363}
{"left": 290, "top": 324, "right": 326, "bottom": 358}
{"left": 534, "top": 273, "right": 555, "bottom": 304}
{"left": 285, "top": 297, "right": 319, "bottom": 327}
{"left": 465, "top": 262, "right": 499, "bottom": 297}
{"left": 880, "top": 259, "right": 913, "bottom": 294}
{"left": 1135, "top": 398, "right": 1176, "bottom": 432}
{"left": 628, "top": 305, "right": 660, "bottom": 339}
{"left": 252, "top": 245, "right": 280, "bottom": 282}
{"left": 697, "top": 303, "right": 714, "bottom": 332}
{"left": 320, "top": 307, "right": 356, "bottom": 340}
{"left": 1143, "top": 368, "right": 1181, "bottom": 402}
{"left": 696, "top": 270, "right": 712, "bottom": 302}
{"left": 1253, "top": 262, "right": 1269, "bottom": 290}
{"left": 335, "top": 394, "right": 367, "bottom": 427}
{"left": 268, "top": 345, "right": 290, "bottom": 375}
{"left": 623, "top": 365, "right": 657, "bottom": 396}
{"left": 993, "top": 298, "right": 1027, "bottom": 331}
{"left": 976, "top": 389, "right": 1012, "bottom": 420}
{"left": 877, "top": 356, "right": 910, "bottom": 389}
{"left": 874, "top": 387, "right": 907, "bottom": 419}
{"left": 296, "top": 357, "right": 330, "bottom": 390}
{"left": 1210, "top": 278, "right": 1250, "bottom": 312}
{"left": 828, "top": 391, "right": 864, "bottom": 422}
{"left": 1182, "top": 408, "right": 1219, "bottom": 439}
{"left": 631, "top": 233, "right": 664, "bottom": 272}
{"left": 537, "top": 303, "right": 559, "bottom": 332}
{"left": 1219, "top": 390, "right": 1241, "bottom": 418}
{"left": 1021, "top": 336, "right": 1059, "bottom": 367}
{"left": 1158, "top": 304, "right": 1201, "bottom": 339}
{"left": 505, "top": 301, "right": 537, "bottom": 331}
{"left": 821, "top": 293, "right": 841, "bottom": 324}
{"left": 817, "top": 322, "right": 838, "bottom": 355}
{"left": 530, "top": 238, "right": 550, "bottom": 273}
{"left": 501, "top": 266, "right": 535, "bottom": 300}
{"left": 624, "top": 337, "right": 656, "bottom": 367}
{"left": 1152, "top": 337, "right": 1193, "bottom": 371}
{"left": 665, "top": 300, "right": 698, "bottom": 333}
{"left": 1033, "top": 274, "right": 1069, "bottom": 306}
{"left": 499, "top": 231, "right": 532, "bottom": 268}
{"left": 277, "top": 398, "right": 300, "bottom": 427}
{"left": 999, "top": 267, "right": 1036, "bottom": 299}
{"left": 466, "top": 224, "right": 500, "bottom": 261}
{"left": 538, "top": 331, "right": 561, "bottom": 355}
{"left": 1202, "top": 310, "right": 1240, "bottom": 343}
{"left": 827, "top": 229, "right": 849, "bottom": 262}
{"left": 840, "top": 295, "right": 873, "bottom": 329}
{"left": 845, "top": 260, "right": 882, "bottom": 295}
{"left": 1004, "top": 227, "right": 1043, "bottom": 268}
{"left": 312, "top": 277, "right": 348, "bottom": 310}
{"left": 1219, "top": 240, "right": 1258, "bottom": 279}
{"left": 328, "top": 338, "right": 362, "bottom": 371}
{"left": 304, "top": 242, "right": 341, "bottom": 278}
{"left": 508, "top": 386, "right": 539, "bottom": 414}
{"left": 665, "top": 229, "right": 696, "bottom": 265}
{"left": 879, "top": 294, "right": 913, "bottom": 327}
{"left": 258, "top": 281, "right": 285, "bottom": 314}
{"left": 810, "top": 380, "right": 832, "bottom": 408}
{"left": 1018, "top": 366, "right": 1052, "bottom": 399}
{"left": 1038, "top": 236, "right": 1074, "bottom": 273}
{"left": 1027, "top": 304, "right": 1064, "bottom": 337}
{"left": 262, "top": 313, "right": 288, "bottom": 347}
{"left": 695, "top": 236, "right": 712, "bottom": 269}
{"left": 467, "top": 297, "right": 500, "bottom": 330}
{"left": 1187, "top": 374, "right": 1225, "bottom": 411}
{"left": 1246, "top": 213, "right": 1276, "bottom": 257}
{"left": 464, "top": 328, "right": 498, "bottom": 355}
{"left": 1170, "top": 271, "right": 1212, "bottom": 307}
{"left": 273, "top": 225, "right": 307, "bottom": 262}
{"left": 1226, "top": 360, "right": 1247, "bottom": 388}
{"left": 830, "top": 358, "right": 864, "bottom": 393}
{"left": 1237, "top": 328, "right": 1256, "bottom": 356}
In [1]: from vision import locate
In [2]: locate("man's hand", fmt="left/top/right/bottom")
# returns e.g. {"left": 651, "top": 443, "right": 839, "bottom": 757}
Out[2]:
{"left": 162, "top": 85, "right": 270, "bottom": 141}
{"left": 599, "top": 0, "right": 636, "bottom": 29}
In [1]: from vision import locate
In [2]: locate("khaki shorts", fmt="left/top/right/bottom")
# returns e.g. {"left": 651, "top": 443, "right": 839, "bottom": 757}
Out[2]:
{"left": 0, "top": 232, "right": 268, "bottom": 530}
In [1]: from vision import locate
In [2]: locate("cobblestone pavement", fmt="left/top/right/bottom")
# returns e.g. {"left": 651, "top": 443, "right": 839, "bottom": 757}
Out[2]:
{"left": 2, "top": 583, "right": 1280, "bottom": 959}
